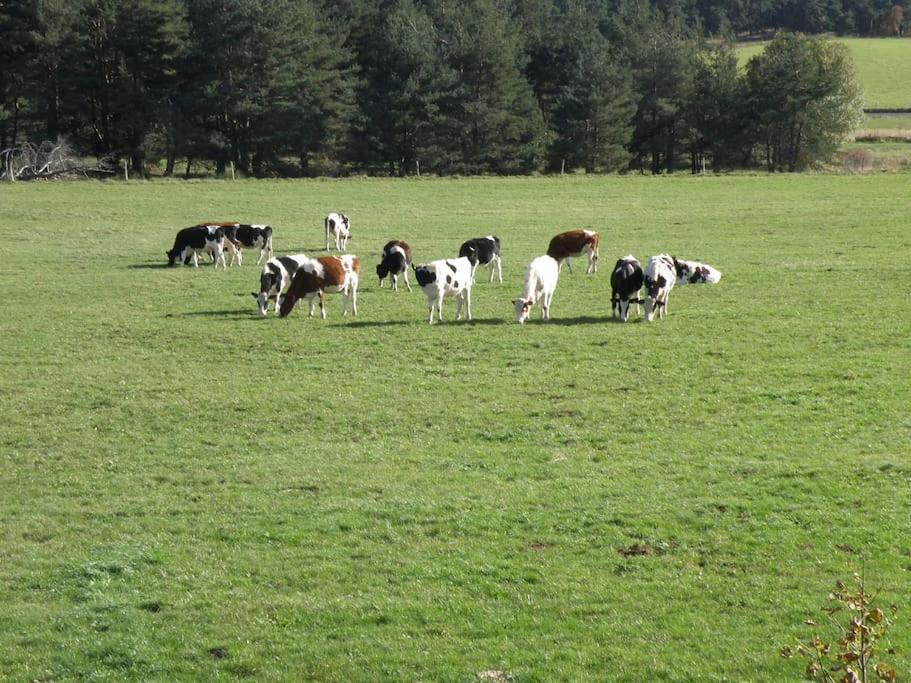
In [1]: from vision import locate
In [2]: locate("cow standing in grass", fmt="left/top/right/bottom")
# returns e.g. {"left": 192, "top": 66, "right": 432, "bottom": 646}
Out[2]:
{"left": 514, "top": 255, "right": 559, "bottom": 324}
{"left": 643, "top": 254, "right": 676, "bottom": 321}
{"left": 324, "top": 213, "right": 350, "bottom": 251}
{"left": 459, "top": 236, "right": 502, "bottom": 284}
{"left": 546, "top": 230, "right": 599, "bottom": 274}
{"left": 610, "top": 255, "right": 644, "bottom": 322}
{"left": 377, "top": 240, "right": 413, "bottom": 291}
{"left": 279, "top": 255, "right": 360, "bottom": 319}
{"left": 166, "top": 225, "right": 227, "bottom": 269}
{"left": 252, "top": 254, "right": 309, "bottom": 316}
{"left": 413, "top": 256, "right": 474, "bottom": 323}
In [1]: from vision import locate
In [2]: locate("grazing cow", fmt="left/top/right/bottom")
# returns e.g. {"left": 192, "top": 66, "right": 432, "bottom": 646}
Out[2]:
{"left": 610, "top": 255, "right": 644, "bottom": 322}
{"left": 412, "top": 256, "right": 473, "bottom": 324}
{"left": 251, "top": 254, "right": 309, "bottom": 316}
{"left": 546, "top": 229, "right": 600, "bottom": 274}
{"left": 514, "top": 255, "right": 559, "bottom": 324}
{"left": 220, "top": 224, "right": 274, "bottom": 267}
{"left": 643, "top": 254, "right": 677, "bottom": 321}
{"left": 278, "top": 255, "right": 360, "bottom": 319}
{"left": 673, "top": 258, "right": 722, "bottom": 286}
{"left": 324, "top": 212, "right": 350, "bottom": 251}
{"left": 166, "top": 225, "right": 227, "bottom": 269}
{"left": 377, "top": 240, "right": 413, "bottom": 291}
{"left": 459, "top": 235, "right": 502, "bottom": 284}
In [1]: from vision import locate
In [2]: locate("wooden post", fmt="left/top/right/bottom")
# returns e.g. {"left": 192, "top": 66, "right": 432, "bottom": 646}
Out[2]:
{"left": 561, "top": 159, "right": 565, "bottom": 176}
{"left": 701, "top": 156, "right": 706, "bottom": 175}
{"left": 123, "top": 160, "right": 129, "bottom": 181}
{"left": 415, "top": 160, "right": 420, "bottom": 177}
{"left": 230, "top": 161, "right": 236, "bottom": 181}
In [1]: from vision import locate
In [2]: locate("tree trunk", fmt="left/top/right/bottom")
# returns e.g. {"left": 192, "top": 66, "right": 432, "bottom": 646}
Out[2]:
{"left": 184, "top": 157, "right": 192, "bottom": 179}
{"left": 130, "top": 147, "right": 145, "bottom": 179}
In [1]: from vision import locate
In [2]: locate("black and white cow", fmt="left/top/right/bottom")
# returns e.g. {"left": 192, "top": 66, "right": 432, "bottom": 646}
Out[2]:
{"left": 324, "top": 212, "right": 350, "bottom": 251}
{"left": 251, "top": 254, "right": 309, "bottom": 315}
{"left": 222, "top": 224, "right": 274, "bottom": 267}
{"left": 643, "top": 254, "right": 676, "bottom": 321}
{"left": 610, "top": 255, "right": 644, "bottom": 322}
{"left": 166, "top": 225, "right": 226, "bottom": 269}
{"left": 413, "top": 256, "right": 474, "bottom": 323}
{"left": 377, "top": 240, "right": 413, "bottom": 291}
{"left": 674, "top": 258, "right": 722, "bottom": 286}
{"left": 459, "top": 235, "right": 502, "bottom": 284}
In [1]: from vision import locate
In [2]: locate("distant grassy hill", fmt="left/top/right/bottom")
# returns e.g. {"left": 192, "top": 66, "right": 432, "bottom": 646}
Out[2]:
{"left": 737, "top": 37, "right": 911, "bottom": 109}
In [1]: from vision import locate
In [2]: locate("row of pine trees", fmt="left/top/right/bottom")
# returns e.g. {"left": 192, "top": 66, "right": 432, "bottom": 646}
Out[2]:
{"left": 0, "top": 0, "right": 865, "bottom": 177}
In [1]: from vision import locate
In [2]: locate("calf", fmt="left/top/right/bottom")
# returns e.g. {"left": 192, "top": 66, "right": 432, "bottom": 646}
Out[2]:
{"left": 514, "top": 255, "right": 559, "bottom": 324}
{"left": 643, "top": 254, "right": 677, "bottom": 321}
{"left": 610, "top": 255, "right": 644, "bottom": 322}
{"left": 251, "top": 253, "right": 309, "bottom": 316}
{"left": 324, "top": 212, "right": 350, "bottom": 251}
{"left": 166, "top": 225, "right": 226, "bottom": 269}
{"left": 412, "top": 256, "right": 473, "bottom": 324}
{"left": 278, "top": 255, "right": 360, "bottom": 319}
{"left": 459, "top": 235, "right": 502, "bottom": 284}
{"left": 220, "top": 223, "right": 274, "bottom": 267}
{"left": 546, "top": 229, "right": 599, "bottom": 274}
{"left": 377, "top": 240, "right": 413, "bottom": 291}
{"left": 674, "top": 258, "right": 722, "bottom": 286}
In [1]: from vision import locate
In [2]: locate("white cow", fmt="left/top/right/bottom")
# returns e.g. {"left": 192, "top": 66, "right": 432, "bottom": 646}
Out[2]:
{"left": 514, "top": 255, "right": 559, "bottom": 324}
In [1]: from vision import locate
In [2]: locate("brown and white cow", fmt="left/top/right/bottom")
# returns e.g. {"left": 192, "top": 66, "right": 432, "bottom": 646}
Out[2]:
{"left": 278, "top": 254, "right": 360, "bottom": 319}
{"left": 546, "top": 229, "right": 599, "bottom": 274}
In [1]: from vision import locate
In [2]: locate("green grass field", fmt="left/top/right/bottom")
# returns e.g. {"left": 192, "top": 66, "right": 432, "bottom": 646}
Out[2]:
{"left": 1, "top": 176, "right": 909, "bottom": 680}
{"left": 737, "top": 37, "right": 911, "bottom": 109}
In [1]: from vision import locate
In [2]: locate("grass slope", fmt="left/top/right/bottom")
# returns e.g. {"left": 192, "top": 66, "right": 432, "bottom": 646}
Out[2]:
{"left": 1, "top": 176, "right": 909, "bottom": 680}
{"left": 737, "top": 37, "right": 911, "bottom": 109}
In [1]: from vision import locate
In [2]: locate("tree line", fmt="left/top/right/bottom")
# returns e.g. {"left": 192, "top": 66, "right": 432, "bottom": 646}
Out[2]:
{"left": 0, "top": 0, "right": 867, "bottom": 178}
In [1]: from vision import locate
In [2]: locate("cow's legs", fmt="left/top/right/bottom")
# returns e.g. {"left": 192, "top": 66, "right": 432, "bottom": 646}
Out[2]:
{"left": 403, "top": 268, "right": 412, "bottom": 292}
{"left": 495, "top": 255, "right": 503, "bottom": 284}
{"left": 306, "top": 293, "right": 317, "bottom": 317}
{"left": 318, "top": 291, "right": 327, "bottom": 319}
{"left": 391, "top": 273, "right": 397, "bottom": 291}
{"left": 350, "top": 283, "right": 358, "bottom": 316}
{"left": 191, "top": 250, "right": 199, "bottom": 268}
{"left": 564, "top": 257, "right": 573, "bottom": 274}
{"left": 436, "top": 296, "right": 444, "bottom": 323}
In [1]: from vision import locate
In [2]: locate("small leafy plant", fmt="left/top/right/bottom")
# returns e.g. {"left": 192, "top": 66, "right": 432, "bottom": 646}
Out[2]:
{"left": 781, "top": 564, "right": 898, "bottom": 682}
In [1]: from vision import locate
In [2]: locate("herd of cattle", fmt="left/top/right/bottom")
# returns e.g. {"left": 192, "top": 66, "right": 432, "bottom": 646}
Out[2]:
{"left": 165, "top": 215, "right": 721, "bottom": 324}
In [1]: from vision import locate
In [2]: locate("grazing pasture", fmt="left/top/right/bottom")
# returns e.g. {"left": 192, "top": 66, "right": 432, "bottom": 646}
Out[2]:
{"left": 737, "top": 37, "right": 911, "bottom": 109}
{"left": 0, "top": 175, "right": 909, "bottom": 680}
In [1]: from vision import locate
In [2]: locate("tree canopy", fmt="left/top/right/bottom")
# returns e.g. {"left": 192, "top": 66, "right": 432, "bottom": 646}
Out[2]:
{"left": 0, "top": 0, "right": 872, "bottom": 177}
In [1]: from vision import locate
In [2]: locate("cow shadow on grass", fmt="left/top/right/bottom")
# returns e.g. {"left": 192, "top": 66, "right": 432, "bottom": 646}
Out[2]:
{"left": 127, "top": 262, "right": 172, "bottom": 270}
{"left": 167, "top": 309, "right": 258, "bottom": 320}
{"left": 547, "top": 315, "right": 610, "bottom": 326}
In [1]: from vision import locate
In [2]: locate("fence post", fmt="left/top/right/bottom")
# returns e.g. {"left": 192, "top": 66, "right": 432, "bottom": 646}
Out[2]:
{"left": 123, "top": 160, "right": 129, "bottom": 181}
{"left": 230, "top": 161, "right": 236, "bottom": 181}
{"left": 561, "top": 159, "right": 565, "bottom": 176}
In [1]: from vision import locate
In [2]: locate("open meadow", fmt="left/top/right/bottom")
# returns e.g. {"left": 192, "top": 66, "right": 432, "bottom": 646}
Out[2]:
{"left": 737, "top": 37, "right": 911, "bottom": 109}
{"left": 1, "top": 175, "right": 909, "bottom": 680}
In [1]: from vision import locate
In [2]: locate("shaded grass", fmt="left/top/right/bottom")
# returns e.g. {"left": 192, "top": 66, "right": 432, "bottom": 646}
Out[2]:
{"left": 0, "top": 175, "right": 909, "bottom": 680}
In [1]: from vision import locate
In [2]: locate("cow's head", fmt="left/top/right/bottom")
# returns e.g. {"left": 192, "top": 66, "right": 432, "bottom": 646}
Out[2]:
{"left": 513, "top": 298, "right": 534, "bottom": 324}
{"left": 376, "top": 262, "right": 389, "bottom": 283}
{"left": 643, "top": 275, "right": 667, "bottom": 322}
{"left": 463, "top": 244, "right": 479, "bottom": 267}
{"left": 166, "top": 249, "right": 177, "bottom": 266}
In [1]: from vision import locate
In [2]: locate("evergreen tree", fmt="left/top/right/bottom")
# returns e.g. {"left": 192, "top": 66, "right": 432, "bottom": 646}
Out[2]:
{"left": 745, "top": 32, "right": 863, "bottom": 171}
{"left": 428, "top": 0, "right": 545, "bottom": 174}
{"left": 681, "top": 44, "right": 748, "bottom": 172}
